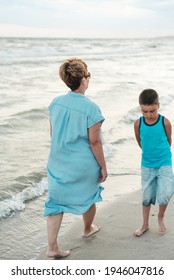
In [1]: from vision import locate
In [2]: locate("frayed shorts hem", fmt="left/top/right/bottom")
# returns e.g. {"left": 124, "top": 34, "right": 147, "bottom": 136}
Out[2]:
{"left": 141, "top": 166, "right": 174, "bottom": 206}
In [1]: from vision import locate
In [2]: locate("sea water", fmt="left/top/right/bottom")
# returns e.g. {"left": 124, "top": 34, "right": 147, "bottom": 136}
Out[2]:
{"left": 0, "top": 37, "right": 174, "bottom": 259}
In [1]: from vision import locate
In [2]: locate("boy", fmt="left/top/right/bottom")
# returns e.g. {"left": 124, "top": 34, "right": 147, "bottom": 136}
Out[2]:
{"left": 134, "top": 88, "right": 174, "bottom": 236}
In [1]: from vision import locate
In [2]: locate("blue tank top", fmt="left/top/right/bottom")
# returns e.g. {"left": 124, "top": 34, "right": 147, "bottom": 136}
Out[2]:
{"left": 139, "top": 114, "right": 172, "bottom": 168}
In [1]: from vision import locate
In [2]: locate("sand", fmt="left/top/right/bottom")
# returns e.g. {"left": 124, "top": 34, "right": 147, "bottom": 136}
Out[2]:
{"left": 38, "top": 176, "right": 174, "bottom": 260}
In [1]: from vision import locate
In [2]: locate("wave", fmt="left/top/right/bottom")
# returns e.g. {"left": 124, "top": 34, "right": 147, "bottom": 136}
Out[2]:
{"left": 103, "top": 143, "right": 115, "bottom": 159}
{"left": 121, "top": 94, "right": 174, "bottom": 125}
{"left": 0, "top": 38, "right": 58, "bottom": 59}
{"left": 0, "top": 107, "right": 49, "bottom": 134}
{"left": 109, "top": 171, "right": 140, "bottom": 176}
{"left": 0, "top": 177, "right": 48, "bottom": 219}
{"left": 0, "top": 37, "right": 170, "bottom": 62}
{"left": 11, "top": 107, "right": 48, "bottom": 119}
{"left": 121, "top": 107, "right": 140, "bottom": 124}
{"left": 160, "top": 94, "right": 174, "bottom": 107}
{"left": 111, "top": 137, "right": 133, "bottom": 145}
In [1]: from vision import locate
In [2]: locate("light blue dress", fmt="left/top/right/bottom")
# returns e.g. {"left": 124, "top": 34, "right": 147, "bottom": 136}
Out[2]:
{"left": 44, "top": 91, "right": 105, "bottom": 216}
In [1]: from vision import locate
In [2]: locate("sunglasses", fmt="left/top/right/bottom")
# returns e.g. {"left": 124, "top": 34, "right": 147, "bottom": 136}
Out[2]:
{"left": 84, "top": 72, "right": 91, "bottom": 79}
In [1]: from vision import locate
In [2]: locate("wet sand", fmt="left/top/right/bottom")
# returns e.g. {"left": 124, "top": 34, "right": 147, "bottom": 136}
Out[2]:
{"left": 38, "top": 176, "right": 174, "bottom": 260}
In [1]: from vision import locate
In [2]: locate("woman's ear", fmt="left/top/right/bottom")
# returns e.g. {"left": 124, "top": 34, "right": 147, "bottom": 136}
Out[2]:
{"left": 81, "top": 77, "right": 86, "bottom": 85}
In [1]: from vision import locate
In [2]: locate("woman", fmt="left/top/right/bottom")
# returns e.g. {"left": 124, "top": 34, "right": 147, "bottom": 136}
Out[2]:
{"left": 44, "top": 58, "right": 107, "bottom": 258}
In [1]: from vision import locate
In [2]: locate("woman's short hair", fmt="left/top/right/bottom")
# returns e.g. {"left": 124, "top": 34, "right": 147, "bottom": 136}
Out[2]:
{"left": 59, "top": 58, "right": 88, "bottom": 91}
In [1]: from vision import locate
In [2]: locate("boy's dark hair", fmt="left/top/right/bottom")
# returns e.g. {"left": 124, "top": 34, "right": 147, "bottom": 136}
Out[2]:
{"left": 139, "top": 89, "right": 159, "bottom": 105}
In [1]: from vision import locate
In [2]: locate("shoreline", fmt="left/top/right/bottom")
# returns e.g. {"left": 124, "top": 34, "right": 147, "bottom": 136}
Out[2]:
{"left": 38, "top": 176, "right": 174, "bottom": 260}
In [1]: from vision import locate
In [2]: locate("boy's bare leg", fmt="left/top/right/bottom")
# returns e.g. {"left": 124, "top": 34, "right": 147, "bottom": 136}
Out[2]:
{"left": 134, "top": 205, "right": 150, "bottom": 237}
{"left": 82, "top": 204, "right": 101, "bottom": 237}
{"left": 46, "top": 213, "right": 70, "bottom": 258}
{"left": 158, "top": 204, "right": 167, "bottom": 233}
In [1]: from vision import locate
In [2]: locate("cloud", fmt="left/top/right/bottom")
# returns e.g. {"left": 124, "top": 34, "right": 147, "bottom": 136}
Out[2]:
{"left": 0, "top": 0, "right": 174, "bottom": 38}
{"left": 0, "top": 24, "right": 70, "bottom": 37}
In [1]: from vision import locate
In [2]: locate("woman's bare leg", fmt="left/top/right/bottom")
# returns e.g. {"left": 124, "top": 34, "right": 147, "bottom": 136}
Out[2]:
{"left": 46, "top": 213, "right": 70, "bottom": 258}
{"left": 82, "top": 204, "right": 101, "bottom": 237}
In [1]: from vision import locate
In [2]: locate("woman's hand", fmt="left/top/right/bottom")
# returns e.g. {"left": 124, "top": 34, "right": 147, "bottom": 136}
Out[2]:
{"left": 99, "top": 167, "right": 108, "bottom": 183}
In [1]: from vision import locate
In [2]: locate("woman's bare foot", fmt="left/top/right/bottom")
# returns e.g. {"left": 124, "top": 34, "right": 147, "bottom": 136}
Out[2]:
{"left": 158, "top": 216, "right": 167, "bottom": 233}
{"left": 82, "top": 224, "right": 101, "bottom": 238}
{"left": 134, "top": 226, "right": 149, "bottom": 237}
{"left": 46, "top": 248, "right": 70, "bottom": 258}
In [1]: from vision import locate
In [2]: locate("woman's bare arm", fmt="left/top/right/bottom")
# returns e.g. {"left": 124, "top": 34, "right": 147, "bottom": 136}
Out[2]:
{"left": 88, "top": 122, "right": 107, "bottom": 183}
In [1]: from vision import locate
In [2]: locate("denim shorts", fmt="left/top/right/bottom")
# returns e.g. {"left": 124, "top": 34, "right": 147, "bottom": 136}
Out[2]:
{"left": 141, "top": 166, "right": 174, "bottom": 206}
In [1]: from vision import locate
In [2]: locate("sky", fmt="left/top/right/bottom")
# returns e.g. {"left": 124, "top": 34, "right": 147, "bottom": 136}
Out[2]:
{"left": 0, "top": 0, "right": 174, "bottom": 38}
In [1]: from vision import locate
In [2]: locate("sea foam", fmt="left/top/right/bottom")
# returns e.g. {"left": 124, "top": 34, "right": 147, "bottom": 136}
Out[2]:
{"left": 0, "top": 177, "right": 48, "bottom": 219}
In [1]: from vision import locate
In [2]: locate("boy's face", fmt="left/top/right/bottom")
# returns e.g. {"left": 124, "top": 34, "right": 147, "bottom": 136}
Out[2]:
{"left": 140, "top": 103, "right": 159, "bottom": 123}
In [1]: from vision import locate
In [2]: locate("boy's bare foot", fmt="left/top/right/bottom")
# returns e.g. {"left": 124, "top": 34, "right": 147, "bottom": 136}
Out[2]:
{"left": 134, "top": 226, "right": 149, "bottom": 237}
{"left": 82, "top": 224, "right": 101, "bottom": 238}
{"left": 158, "top": 217, "right": 167, "bottom": 233}
{"left": 46, "top": 249, "right": 70, "bottom": 258}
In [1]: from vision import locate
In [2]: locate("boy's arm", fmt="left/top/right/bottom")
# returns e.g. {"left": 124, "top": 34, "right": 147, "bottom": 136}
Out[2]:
{"left": 164, "top": 117, "right": 172, "bottom": 146}
{"left": 134, "top": 119, "right": 141, "bottom": 148}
